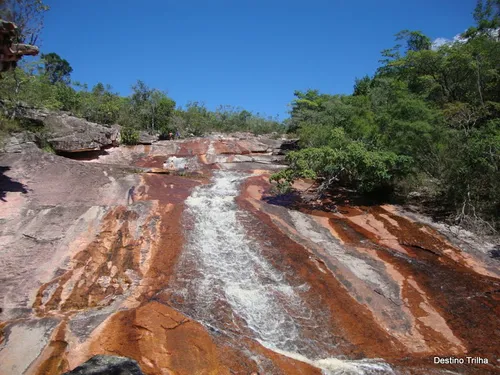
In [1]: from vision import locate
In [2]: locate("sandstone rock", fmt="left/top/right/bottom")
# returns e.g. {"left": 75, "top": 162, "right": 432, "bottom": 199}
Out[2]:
{"left": 42, "top": 114, "right": 120, "bottom": 153}
{"left": 62, "top": 355, "right": 145, "bottom": 375}
{"left": 237, "top": 139, "right": 270, "bottom": 153}
{"left": 0, "top": 131, "right": 38, "bottom": 153}
{"left": 137, "top": 131, "right": 158, "bottom": 145}
{"left": 9, "top": 105, "right": 120, "bottom": 153}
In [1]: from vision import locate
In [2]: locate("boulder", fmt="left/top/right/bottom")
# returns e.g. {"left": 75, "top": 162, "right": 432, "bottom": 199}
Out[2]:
{"left": 137, "top": 131, "right": 158, "bottom": 145}
{"left": 63, "top": 355, "right": 145, "bottom": 375}
{"left": 42, "top": 114, "right": 120, "bottom": 153}
{"left": 12, "top": 106, "right": 120, "bottom": 153}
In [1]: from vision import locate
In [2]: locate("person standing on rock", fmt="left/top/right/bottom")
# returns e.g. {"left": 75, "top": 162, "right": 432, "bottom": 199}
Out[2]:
{"left": 127, "top": 186, "right": 136, "bottom": 205}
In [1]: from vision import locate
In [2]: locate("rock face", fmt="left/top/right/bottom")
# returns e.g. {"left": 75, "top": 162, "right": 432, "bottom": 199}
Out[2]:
{"left": 0, "top": 136, "right": 499, "bottom": 375}
{"left": 6, "top": 106, "right": 120, "bottom": 153}
{"left": 63, "top": 355, "right": 145, "bottom": 375}
{"left": 0, "top": 131, "right": 38, "bottom": 153}
{"left": 39, "top": 112, "right": 120, "bottom": 153}
{"left": 137, "top": 131, "right": 158, "bottom": 145}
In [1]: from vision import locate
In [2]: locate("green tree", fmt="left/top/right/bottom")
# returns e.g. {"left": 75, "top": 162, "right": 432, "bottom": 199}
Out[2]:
{"left": 126, "top": 80, "right": 175, "bottom": 133}
{"left": 353, "top": 75, "right": 372, "bottom": 96}
{"left": 41, "top": 52, "right": 73, "bottom": 85}
{"left": 396, "top": 30, "right": 432, "bottom": 52}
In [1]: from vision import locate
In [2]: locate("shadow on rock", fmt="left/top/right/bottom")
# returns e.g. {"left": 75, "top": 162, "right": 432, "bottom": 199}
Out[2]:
{"left": 263, "top": 187, "right": 397, "bottom": 213}
{"left": 0, "top": 166, "right": 27, "bottom": 202}
{"left": 62, "top": 355, "right": 145, "bottom": 375}
{"left": 263, "top": 190, "right": 302, "bottom": 208}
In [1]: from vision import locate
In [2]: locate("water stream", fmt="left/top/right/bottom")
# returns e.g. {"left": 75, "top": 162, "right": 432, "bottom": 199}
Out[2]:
{"left": 168, "top": 170, "right": 395, "bottom": 375}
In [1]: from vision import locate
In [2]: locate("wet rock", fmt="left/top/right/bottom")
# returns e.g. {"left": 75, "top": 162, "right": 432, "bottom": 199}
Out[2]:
{"left": 63, "top": 355, "right": 145, "bottom": 375}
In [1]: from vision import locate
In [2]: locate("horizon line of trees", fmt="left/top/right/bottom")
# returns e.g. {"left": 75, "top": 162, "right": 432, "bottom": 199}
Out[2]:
{"left": 0, "top": 53, "right": 285, "bottom": 141}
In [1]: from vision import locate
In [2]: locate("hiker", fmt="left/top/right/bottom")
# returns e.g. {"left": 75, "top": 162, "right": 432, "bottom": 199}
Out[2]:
{"left": 127, "top": 186, "right": 136, "bottom": 205}
{"left": 175, "top": 130, "right": 180, "bottom": 139}
{"left": 169, "top": 132, "right": 173, "bottom": 140}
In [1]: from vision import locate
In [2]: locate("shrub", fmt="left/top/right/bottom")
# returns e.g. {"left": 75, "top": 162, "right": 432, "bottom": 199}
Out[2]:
{"left": 120, "top": 127, "right": 140, "bottom": 145}
{"left": 270, "top": 145, "right": 413, "bottom": 196}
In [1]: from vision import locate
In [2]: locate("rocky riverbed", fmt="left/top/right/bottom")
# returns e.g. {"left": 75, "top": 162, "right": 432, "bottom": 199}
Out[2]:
{"left": 0, "top": 134, "right": 499, "bottom": 375}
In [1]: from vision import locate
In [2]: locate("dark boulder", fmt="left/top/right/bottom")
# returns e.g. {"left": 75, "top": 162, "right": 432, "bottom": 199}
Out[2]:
{"left": 63, "top": 355, "right": 145, "bottom": 375}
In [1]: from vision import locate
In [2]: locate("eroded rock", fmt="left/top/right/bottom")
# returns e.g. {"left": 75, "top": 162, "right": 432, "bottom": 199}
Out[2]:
{"left": 5, "top": 105, "right": 120, "bottom": 153}
{"left": 62, "top": 355, "right": 145, "bottom": 375}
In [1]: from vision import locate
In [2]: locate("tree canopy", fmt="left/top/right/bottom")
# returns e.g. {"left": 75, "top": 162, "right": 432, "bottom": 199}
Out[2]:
{"left": 273, "top": 0, "right": 500, "bottom": 232}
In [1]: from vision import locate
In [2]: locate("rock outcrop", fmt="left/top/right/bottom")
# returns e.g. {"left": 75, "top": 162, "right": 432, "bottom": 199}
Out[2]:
{"left": 63, "top": 355, "right": 145, "bottom": 375}
{"left": 137, "top": 131, "right": 158, "bottom": 145}
{"left": 31, "top": 110, "right": 120, "bottom": 153}
{"left": 0, "top": 131, "right": 38, "bottom": 153}
{"left": 2, "top": 105, "right": 120, "bottom": 153}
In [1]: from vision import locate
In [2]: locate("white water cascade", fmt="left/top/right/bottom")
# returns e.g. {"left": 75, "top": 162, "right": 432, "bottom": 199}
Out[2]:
{"left": 168, "top": 170, "right": 395, "bottom": 375}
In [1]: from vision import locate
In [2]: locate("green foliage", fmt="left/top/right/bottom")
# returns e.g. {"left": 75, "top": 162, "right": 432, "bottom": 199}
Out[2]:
{"left": 280, "top": 5, "right": 500, "bottom": 229}
{"left": 120, "top": 127, "right": 139, "bottom": 145}
{"left": 41, "top": 143, "right": 55, "bottom": 153}
{"left": 123, "top": 80, "right": 176, "bottom": 135}
{"left": 171, "top": 102, "right": 283, "bottom": 136}
{"left": 271, "top": 131, "right": 412, "bottom": 194}
{"left": 396, "top": 30, "right": 432, "bottom": 52}
{"left": 353, "top": 75, "right": 372, "bottom": 96}
{"left": 0, "top": 63, "right": 62, "bottom": 111}
{"left": 78, "top": 83, "right": 123, "bottom": 124}
{"left": 41, "top": 52, "right": 73, "bottom": 85}
{"left": 0, "top": 114, "right": 21, "bottom": 143}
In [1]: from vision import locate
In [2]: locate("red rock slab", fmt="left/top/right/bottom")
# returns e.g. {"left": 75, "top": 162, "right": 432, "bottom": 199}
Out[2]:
{"left": 28, "top": 319, "right": 69, "bottom": 375}
{"left": 176, "top": 139, "right": 210, "bottom": 156}
{"left": 316, "top": 207, "right": 500, "bottom": 372}
{"left": 236, "top": 139, "right": 270, "bottom": 154}
{"left": 237, "top": 176, "right": 403, "bottom": 360}
{"left": 139, "top": 173, "right": 204, "bottom": 205}
{"left": 211, "top": 139, "right": 244, "bottom": 154}
{"left": 63, "top": 301, "right": 228, "bottom": 375}
{"left": 33, "top": 206, "right": 146, "bottom": 315}
{"left": 135, "top": 155, "right": 167, "bottom": 169}
{"left": 239, "top": 177, "right": 500, "bottom": 374}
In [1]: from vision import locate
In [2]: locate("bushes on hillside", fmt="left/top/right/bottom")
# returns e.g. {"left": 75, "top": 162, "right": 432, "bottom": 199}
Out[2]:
{"left": 120, "top": 127, "right": 140, "bottom": 145}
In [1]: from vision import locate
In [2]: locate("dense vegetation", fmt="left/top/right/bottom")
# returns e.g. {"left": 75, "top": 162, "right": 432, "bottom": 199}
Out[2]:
{"left": 272, "top": 1, "right": 500, "bottom": 232}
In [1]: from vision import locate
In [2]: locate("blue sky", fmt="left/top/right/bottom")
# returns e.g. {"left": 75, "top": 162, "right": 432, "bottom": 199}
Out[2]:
{"left": 41, "top": 0, "right": 477, "bottom": 118}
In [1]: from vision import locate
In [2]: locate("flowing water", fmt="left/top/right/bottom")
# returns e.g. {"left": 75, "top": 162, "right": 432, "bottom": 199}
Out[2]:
{"left": 168, "top": 171, "right": 395, "bottom": 375}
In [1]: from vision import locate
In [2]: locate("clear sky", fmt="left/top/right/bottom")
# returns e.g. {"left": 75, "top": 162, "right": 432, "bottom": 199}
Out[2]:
{"left": 41, "top": 0, "right": 477, "bottom": 118}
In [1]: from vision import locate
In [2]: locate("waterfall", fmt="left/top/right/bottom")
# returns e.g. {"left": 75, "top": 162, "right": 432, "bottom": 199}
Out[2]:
{"left": 168, "top": 170, "right": 395, "bottom": 375}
